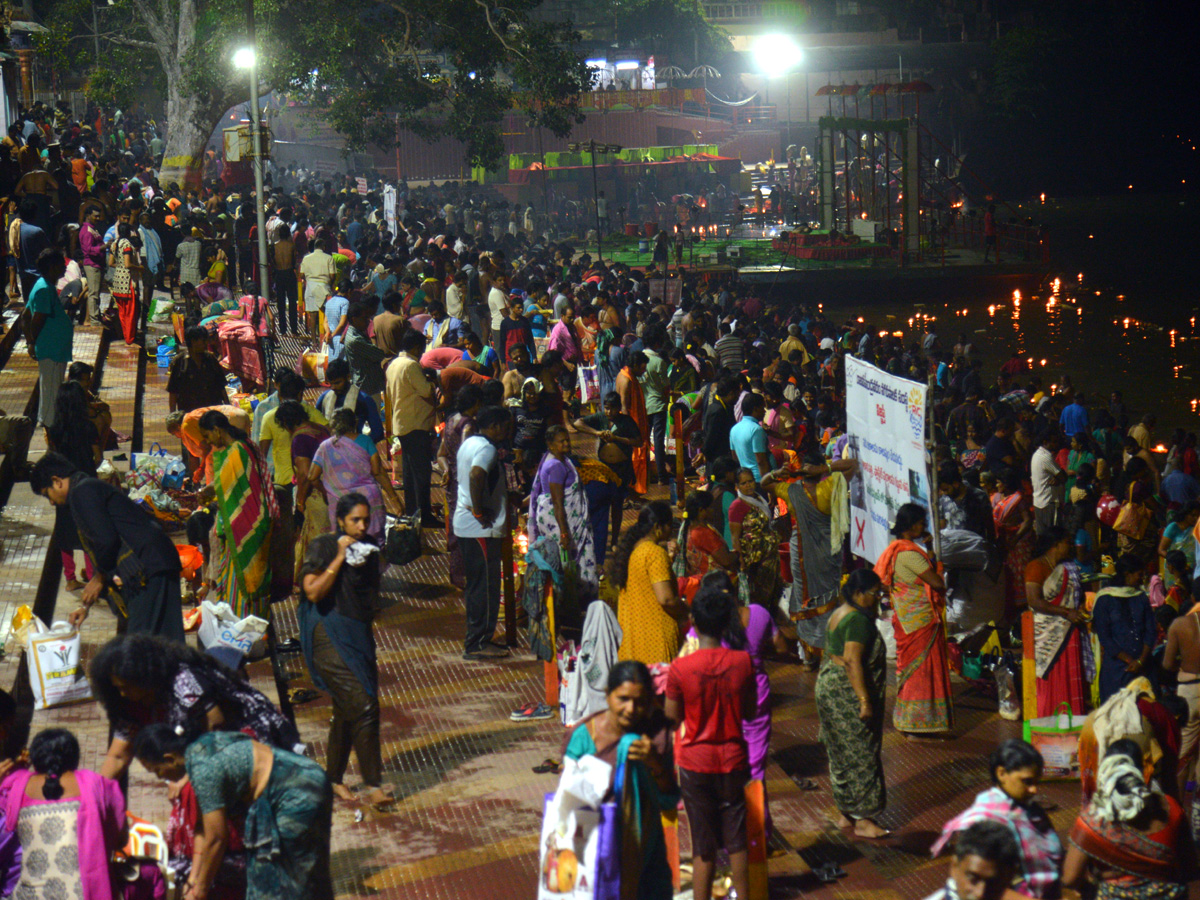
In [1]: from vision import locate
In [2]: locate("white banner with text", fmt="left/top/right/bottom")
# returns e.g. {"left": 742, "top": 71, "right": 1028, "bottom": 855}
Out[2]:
{"left": 845, "top": 355, "right": 930, "bottom": 563}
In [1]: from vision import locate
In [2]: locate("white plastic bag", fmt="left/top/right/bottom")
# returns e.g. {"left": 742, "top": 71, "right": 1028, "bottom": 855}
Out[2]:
{"left": 198, "top": 600, "right": 269, "bottom": 659}
{"left": 538, "top": 754, "right": 612, "bottom": 899}
{"left": 26, "top": 620, "right": 94, "bottom": 710}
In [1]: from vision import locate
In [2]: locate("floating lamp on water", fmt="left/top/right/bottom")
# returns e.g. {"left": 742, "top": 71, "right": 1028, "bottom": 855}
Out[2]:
{"left": 1152, "top": 444, "right": 1169, "bottom": 453}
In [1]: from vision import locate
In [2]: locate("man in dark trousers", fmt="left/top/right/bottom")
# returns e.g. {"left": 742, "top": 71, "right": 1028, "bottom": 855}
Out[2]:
{"left": 32, "top": 452, "right": 184, "bottom": 641}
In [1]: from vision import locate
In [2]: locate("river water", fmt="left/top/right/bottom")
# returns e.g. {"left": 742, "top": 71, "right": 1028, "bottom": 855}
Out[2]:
{"left": 833, "top": 194, "right": 1200, "bottom": 433}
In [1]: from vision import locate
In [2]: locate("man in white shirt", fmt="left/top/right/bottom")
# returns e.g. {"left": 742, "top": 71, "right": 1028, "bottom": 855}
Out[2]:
{"left": 453, "top": 405, "right": 514, "bottom": 660}
{"left": 487, "top": 270, "right": 509, "bottom": 347}
{"left": 298, "top": 237, "right": 338, "bottom": 339}
{"left": 445, "top": 270, "right": 467, "bottom": 319}
{"left": 1030, "top": 430, "right": 1065, "bottom": 535}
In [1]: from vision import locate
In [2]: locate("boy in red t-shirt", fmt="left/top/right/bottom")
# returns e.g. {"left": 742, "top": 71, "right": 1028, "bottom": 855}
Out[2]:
{"left": 665, "top": 581, "right": 757, "bottom": 900}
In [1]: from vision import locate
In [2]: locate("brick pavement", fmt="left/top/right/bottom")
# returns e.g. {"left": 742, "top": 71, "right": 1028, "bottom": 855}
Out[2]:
{"left": 2, "top": 323, "right": 1098, "bottom": 900}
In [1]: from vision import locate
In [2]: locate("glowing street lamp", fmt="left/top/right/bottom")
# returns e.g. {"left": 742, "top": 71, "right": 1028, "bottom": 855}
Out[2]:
{"left": 753, "top": 34, "right": 803, "bottom": 157}
{"left": 232, "top": 46, "right": 256, "bottom": 69}
{"left": 752, "top": 34, "right": 802, "bottom": 79}
{"left": 233, "top": 28, "right": 270, "bottom": 349}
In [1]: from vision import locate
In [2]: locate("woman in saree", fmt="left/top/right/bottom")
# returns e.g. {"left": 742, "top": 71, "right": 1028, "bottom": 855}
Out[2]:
{"left": 679, "top": 489, "right": 739, "bottom": 580}
{"left": 109, "top": 222, "right": 142, "bottom": 344}
{"left": 815, "top": 569, "right": 890, "bottom": 839}
{"left": 528, "top": 425, "right": 598, "bottom": 605}
{"left": 1065, "top": 747, "right": 1190, "bottom": 900}
{"left": 874, "top": 502, "right": 953, "bottom": 736}
{"left": 1065, "top": 431, "right": 1098, "bottom": 497}
{"left": 1, "top": 728, "right": 128, "bottom": 900}
{"left": 729, "top": 467, "right": 782, "bottom": 607}
{"left": 616, "top": 351, "right": 650, "bottom": 495}
{"left": 1025, "top": 527, "right": 1091, "bottom": 716}
{"left": 562, "top": 660, "right": 679, "bottom": 900}
{"left": 301, "top": 407, "right": 402, "bottom": 550}
{"left": 932, "top": 740, "right": 1063, "bottom": 899}
{"left": 995, "top": 468, "right": 1036, "bottom": 620}
{"left": 1158, "top": 502, "right": 1199, "bottom": 590}
{"left": 198, "top": 410, "right": 278, "bottom": 620}
{"left": 135, "top": 724, "right": 334, "bottom": 900}
{"left": 274, "top": 400, "right": 333, "bottom": 581}
{"left": 1092, "top": 554, "right": 1157, "bottom": 703}
{"left": 595, "top": 326, "right": 623, "bottom": 402}
{"left": 780, "top": 456, "right": 855, "bottom": 668}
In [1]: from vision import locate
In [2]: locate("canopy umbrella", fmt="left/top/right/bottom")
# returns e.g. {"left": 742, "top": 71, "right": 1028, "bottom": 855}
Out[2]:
{"left": 900, "top": 79, "right": 934, "bottom": 116}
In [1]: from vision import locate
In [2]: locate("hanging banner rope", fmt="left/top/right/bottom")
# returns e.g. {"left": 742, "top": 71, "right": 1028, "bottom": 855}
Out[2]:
{"left": 704, "top": 90, "right": 760, "bottom": 107}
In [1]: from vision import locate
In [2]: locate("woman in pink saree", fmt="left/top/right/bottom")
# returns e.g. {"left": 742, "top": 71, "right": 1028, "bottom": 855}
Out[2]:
{"left": 302, "top": 407, "right": 402, "bottom": 548}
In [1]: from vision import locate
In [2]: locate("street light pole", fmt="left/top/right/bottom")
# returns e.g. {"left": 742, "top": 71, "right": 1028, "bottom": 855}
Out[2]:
{"left": 244, "top": 0, "right": 270, "bottom": 312}
{"left": 589, "top": 142, "right": 603, "bottom": 263}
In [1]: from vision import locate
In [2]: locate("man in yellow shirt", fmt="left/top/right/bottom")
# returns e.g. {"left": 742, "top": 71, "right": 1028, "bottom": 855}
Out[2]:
{"left": 385, "top": 329, "right": 439, "bottom": 526}
{"left": 257, "top": 371, "right": 326, "bottom": 598}
{"left": 779, "top": 324, "right": 811, "bottom": 367}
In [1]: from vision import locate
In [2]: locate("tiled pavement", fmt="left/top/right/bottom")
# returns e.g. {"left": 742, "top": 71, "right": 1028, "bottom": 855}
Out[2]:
{"left": 0, "top": 321, "right": 1123, "bottom": 899}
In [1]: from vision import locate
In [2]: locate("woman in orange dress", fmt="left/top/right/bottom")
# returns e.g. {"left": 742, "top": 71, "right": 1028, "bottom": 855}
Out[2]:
{"left": 875, "top": 503, "right": 953, "bottom": 736}
{"left": 994, "top": 468, "right": 1035, "bottom": 621}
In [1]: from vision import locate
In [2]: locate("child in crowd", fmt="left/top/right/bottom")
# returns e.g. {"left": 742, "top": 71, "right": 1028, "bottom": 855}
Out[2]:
{"left": 665, "top": 579, "right": 756, "bottom": 900}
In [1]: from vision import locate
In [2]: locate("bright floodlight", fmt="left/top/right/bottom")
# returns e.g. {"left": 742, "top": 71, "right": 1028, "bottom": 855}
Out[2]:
{"left": 753, "top": 34, "right": 801, "bottom": 78}
{"left": 233, "top": 47, "right": 256, "bottom": 69}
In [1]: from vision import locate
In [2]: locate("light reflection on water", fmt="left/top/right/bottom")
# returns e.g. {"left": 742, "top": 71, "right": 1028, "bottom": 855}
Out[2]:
{"left": 839, "top": 273, "right": 1200, "bottom": 431}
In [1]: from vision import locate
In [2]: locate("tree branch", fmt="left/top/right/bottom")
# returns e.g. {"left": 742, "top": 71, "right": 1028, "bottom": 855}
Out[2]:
{"left": 128, "top": 0, "right": 169, "bottom": 47}
{"left": 473, "top": 0, "right": 527, "bottom": 61}
{"left": 109, "top": 35, "right": 159, "bottom": 50}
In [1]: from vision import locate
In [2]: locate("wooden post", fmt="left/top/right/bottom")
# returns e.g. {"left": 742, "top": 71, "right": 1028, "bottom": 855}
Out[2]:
{"left": 502, "top": 512, "right": 517, "bottom": 647}
{"left": 672, "top": 391, "right": 685, "bottom": 508}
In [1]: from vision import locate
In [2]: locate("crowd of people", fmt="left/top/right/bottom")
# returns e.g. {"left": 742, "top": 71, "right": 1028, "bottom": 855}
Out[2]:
{"left": 5, "top": 95, "right": 1200, "bottom": 900}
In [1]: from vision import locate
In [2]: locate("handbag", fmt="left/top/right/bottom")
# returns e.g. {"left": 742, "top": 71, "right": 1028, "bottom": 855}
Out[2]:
{"left": 1113, "top": 485, "right": 1150, "bottom": 540}
{"left": 385, "top": 512, "right": 423, "bottom": 567}
{"left": 538, "top": 741, "right": 628, "bottom": 900}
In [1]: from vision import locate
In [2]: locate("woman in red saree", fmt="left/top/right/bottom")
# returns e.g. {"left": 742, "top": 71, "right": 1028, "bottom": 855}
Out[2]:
{"left": 995, "top": 469, "right": 1035, "bottom": 621}
{"left": 874, "top": 503, "right": 953, "bottom": 736}
{"left": 616, "top": 352, "right": 650, "bottom": 495}
{"left": 1025, "top": 527, "right": 1091, "bottom": 717}
{"left": 1065, "top": 749, "right": 1190, "bottom": 900}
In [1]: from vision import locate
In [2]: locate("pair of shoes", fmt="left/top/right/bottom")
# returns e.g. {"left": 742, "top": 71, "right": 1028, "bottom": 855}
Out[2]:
{"left": 65, "top": 579, "right": 84, "bottom": 592}
{"left": 463, "top": 643, "right": 510, "bottom": 660}
{"left": 510, "top": 702, "right": 555, "bottom": 722}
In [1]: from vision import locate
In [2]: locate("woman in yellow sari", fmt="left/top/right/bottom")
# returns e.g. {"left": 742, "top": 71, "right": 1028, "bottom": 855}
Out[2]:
{"left": 874, "top": 503, "right": 953, "bottom": 736}
{"left": 198, "top": 410, "right": 278, "bottom": 618}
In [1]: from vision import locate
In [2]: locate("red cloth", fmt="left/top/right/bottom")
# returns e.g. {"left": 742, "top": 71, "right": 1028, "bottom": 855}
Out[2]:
{"left": 115, "top": 293, "right": 138, "bottom": 345}
{"left": 666, "top": 647, "right": 754, "bottom": 773}
{"left": 1037, "top": 629, "right": 1087, "bottom": 717}
{"left": 217, "top": 318, "right": 265, "bottom": 388}
{"left": 420, "top": 347, "right": 465, "bottom": 370}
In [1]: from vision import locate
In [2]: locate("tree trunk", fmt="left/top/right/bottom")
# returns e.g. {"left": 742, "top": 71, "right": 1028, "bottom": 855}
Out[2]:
{"left": 158, "top": 67, "right": 221, "bottom": 191}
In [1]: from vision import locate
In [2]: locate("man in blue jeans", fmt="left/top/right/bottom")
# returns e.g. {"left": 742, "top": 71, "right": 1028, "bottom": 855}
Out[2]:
{"left": 641, "top": 323, "right": 671, "bottom": 484}
{"left": 573, "top": 391, "right": 642, "bottom": 565}
{"left": 453, "top": 406, "right": 514, "bottom": 660}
